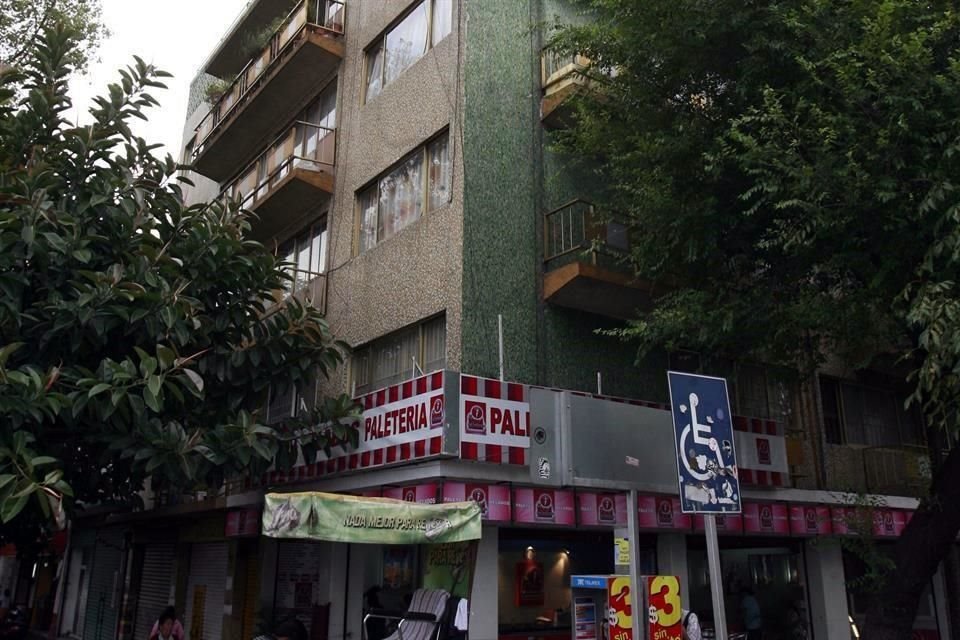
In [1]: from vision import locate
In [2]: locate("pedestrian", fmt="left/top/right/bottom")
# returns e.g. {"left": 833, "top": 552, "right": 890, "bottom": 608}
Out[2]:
{"left": 149, "top": 606, "right": 184, "bottom": 640}
{"left": 680, "top": 608, "right": 701, "bottom": 640}
{"left": 253, "top": 618, "right": 308, "bottom": 640}
{"left": 739, "top": 587, "right": 763, "bottom": 640}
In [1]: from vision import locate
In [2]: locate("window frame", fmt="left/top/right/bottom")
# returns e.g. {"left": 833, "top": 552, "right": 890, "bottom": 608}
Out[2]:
{"left": 354, "top": 131, "right": 451, "bottom": 254}
{"left": 276, "top": 215, "right": 329, "bottom": 295}
{"left": 351, "top": 315, "right": 447, "bottom": 396}
{"left": 818, "top": 375, "right": 925, "bottom": 448}
{"left": 362, "top": 0, "right": 453, "bottom": 103}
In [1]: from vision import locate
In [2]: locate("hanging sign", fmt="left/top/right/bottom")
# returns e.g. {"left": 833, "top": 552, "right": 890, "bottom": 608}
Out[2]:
{"left": 263, "top": 492, "right": 481, "bottom": 544}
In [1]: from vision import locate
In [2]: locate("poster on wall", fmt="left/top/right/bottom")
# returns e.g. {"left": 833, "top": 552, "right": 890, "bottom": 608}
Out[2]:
{"left": 644, "top": 576, "right": 682, "bottom": 640}
{"left": 574, "top": 596, "right": 597, "bottom": 640}
{"left": 422, "top": 542, "right": 477, "bottom": 598}
{"left": 515, "top": 558, "right": 545, "bottom": 607}
{"left": 607, "top": 575, "right": 633, "bottom": 640}
{"left": 513, "top": 488, "right": 575, "bottom": 525}
{"left": 442, "top": 482, "right": 512, "bottom": 522}
{"left": 383, "top": 546, "right": 417, "bottom": 590}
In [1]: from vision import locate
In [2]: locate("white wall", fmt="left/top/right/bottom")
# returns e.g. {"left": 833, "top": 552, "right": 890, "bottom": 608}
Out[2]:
{"left": 471, "top": 527, "right": 499, "bottom": 640}
{"left": 804, "top": 541, "right": 849, "bottom": 638}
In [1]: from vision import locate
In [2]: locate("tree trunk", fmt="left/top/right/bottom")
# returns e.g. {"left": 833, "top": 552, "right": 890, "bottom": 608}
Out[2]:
{"left": 862, "top": 445, "right": 960, "bottom": 639}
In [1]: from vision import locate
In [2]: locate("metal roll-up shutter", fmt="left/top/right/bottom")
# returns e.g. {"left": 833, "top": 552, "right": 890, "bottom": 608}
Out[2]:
{"left": 83, "top": 528, "right": 124, "bottom": 640}
{"left": 183, "top": 542, "right": 228, "bottom": 640}
{"left": 134, "top": 544, "right": 176, "bottom": 640}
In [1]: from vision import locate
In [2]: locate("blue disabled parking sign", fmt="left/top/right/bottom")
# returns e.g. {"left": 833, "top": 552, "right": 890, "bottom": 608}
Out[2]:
{"left": 667, "top": 371, "right": 741, "bottom": 514}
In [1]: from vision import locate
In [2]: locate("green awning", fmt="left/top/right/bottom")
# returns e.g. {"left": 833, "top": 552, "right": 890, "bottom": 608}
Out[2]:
{"left": 263, "top": 491, "right": 482, "bottom": 544}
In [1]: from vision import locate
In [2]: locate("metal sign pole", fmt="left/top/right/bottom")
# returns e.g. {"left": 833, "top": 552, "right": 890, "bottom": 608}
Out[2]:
{"left": 627, "top": 489, "right": 641, "bottom": 640}
{"left": 704, "top": 514, "right": 728, "bottom": 640}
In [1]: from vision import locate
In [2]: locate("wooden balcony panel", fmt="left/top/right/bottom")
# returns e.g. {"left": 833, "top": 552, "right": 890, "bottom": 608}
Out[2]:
{"left": 541, "top": 76, "right": 588, "bottom": 129}
{"left": 543, "top": 260, "right": 655, "bottom": 320}
{"left": 248, "top": 167, "right": 334, "bottom": 241}
{"left": 194, "top": 32, "right": 344, "bottom": 182}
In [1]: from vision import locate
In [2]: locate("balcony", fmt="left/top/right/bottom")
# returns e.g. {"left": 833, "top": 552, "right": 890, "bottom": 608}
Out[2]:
{"left": 862, "top": 446, "right": 929, "bottom": 497}
{"left": 542, "top": 200, "right": 654, "bottom": 319}
{"left": 193, "top": 0, "right": 345, "bottom": 182}
{"left": 540, "top": 50, "right": 593, "bottom": 128}
{"left": 226, "top": 122, "right": 335, "bottom": 240}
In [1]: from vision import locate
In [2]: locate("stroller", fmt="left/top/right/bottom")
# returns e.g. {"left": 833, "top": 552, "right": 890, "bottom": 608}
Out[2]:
{"left": 363, "top": 588, "right": 465, "bottom": 640}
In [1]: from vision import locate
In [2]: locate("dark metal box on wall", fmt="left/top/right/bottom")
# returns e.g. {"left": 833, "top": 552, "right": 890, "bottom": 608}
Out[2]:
{"left": 527, "top": 389, "right": 678, "bottom": 492}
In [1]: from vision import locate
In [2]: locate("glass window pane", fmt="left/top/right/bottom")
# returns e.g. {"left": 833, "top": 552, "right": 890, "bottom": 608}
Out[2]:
{"left": 366, "top": 44, "right": 384, "bottom": 102}
{"left": 359, "top": 186, "right": 379, "bottom": 252}
{"left": 897, "top": 396, "right": 924, "bottom": 446}
{"left": 820, "top": 378, "right": 843, "bottom": 444}
{"left": 427, "top": 135, "right": 451, "bottom": 212}
{"left": 379, "top": 152, "right": 423, "bottom": 242}
{"left": 422, "top": 316, "right": 446, "bottom": 372}
{"left": 738, "top": 363, "right": 769, "bottom": 418}
{"left": 311, "top": 223, "right": 328, "bottom": 274}
{"left": 384, "top": 2, "right": 428, "bottom": 86}
{"left": 432, "top": 0, "right": 453, "bottom": 46}
{"left": 841, "top": 384, "right": 866, "bottom": 445}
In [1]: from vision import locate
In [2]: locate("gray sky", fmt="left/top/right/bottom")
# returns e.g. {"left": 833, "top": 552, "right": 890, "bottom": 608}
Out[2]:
{"left": 68, "top": 0, "right": 251, "bottom": 159}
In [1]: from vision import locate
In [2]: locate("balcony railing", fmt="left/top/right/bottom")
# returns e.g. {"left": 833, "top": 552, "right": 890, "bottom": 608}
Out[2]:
{"left": 264, "top": 271, "right": 327, "bottom": 316}
{"left": 544, "top": 199, "right": 629, "bottom": 263}
{"left": 194, "top": 0, "right": 345, "bottom": 154}
{"left": 541, "top": 50, "right": 591, "bottom": 90}
{"left": 225, "top": 121, "right": 336, "bottom": 210}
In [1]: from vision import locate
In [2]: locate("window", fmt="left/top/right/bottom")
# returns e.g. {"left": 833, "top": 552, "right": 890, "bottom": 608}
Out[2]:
{"left": 358, "top": 134, "right": 451, "bottom": 253}
{"left": 266, "top": 384, "right": 299, "bottom": 424}
{"left": 667, "top": 351, "right": 796, "bottom": 421}
{"left": 278, "top": 218, "right": 327, "bottom": 294}
{"left": 352, "top": 315, "right": 446, "bottom": 396}
{"left": 365, "top": 0, "right": 453, "bottom": 101}
{"left": 820, "top": 377, "right": 924, "bottom": 447}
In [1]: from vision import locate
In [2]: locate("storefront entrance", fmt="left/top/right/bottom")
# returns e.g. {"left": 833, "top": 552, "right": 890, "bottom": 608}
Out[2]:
{"left": 496, "top": 528, "right": 656, "bottom": 640}
{"left": 688, "top": 537, "right": 809, "bottom": 640}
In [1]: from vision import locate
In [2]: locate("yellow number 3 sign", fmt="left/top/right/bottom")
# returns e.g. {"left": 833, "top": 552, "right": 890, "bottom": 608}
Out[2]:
{"left": 647, "top": 575, "right": 682, "bottom": 640}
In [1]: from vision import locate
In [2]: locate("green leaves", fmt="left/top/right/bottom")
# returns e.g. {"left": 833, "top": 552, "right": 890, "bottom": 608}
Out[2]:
{"left": 0, "top": 24, "right": 356, "bottom": 534}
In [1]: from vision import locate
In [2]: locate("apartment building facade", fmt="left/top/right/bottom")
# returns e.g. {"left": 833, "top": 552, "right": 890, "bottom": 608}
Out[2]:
{"left": 50, "top": 2, "right": 953, "bottom": 640}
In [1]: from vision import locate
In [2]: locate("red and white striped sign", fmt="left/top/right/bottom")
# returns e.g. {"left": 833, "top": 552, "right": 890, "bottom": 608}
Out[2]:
{"left": 459, "top": 374, "right": 528, "bottom": 466}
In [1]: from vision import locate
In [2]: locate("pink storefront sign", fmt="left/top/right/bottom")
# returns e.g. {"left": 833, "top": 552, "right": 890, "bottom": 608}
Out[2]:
{"left": 788, "top": 505, "right": 833, "bottom": 536}
{"left": 742, "top": 502, "right": 790, "bottom": 535}
{"left": 442, "top": 482, "right": 512, "bottom": 522}
{"left": 514, "top": 487, "right": 576, "bottom": 525}
{"left": 382, "top": 483, "right": 439, "bottom": 504}
{"left": 693, "top": 512, "right": 744, "bottom": 534}
{"left": 578, "top": 492, "right": 628, "bottom": 527}
{"left": 872, "top": 509, "right": 907, "bottom": 537}
{"left": 637, "top": 495, "right": 691, "bottom": 530}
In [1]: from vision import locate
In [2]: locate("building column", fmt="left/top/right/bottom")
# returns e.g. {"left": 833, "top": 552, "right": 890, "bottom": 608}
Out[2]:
{"left": 656, "top": 534, "right": 689, "bottom": 608}
{"left": 933, "top": 563, "right": 952, "bottom": 640}
{"left": 470, "top": 526, "right": 499, "bottom": 640}
{"left": 323, "top": 542, "right": 349, "bottom": 640}
{"left": 804, "top": 540, "right": 849, "bottom": 639}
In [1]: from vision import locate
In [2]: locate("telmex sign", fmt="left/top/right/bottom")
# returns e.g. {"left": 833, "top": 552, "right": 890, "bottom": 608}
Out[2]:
{"left": 361, "top": 392, "right": 445, "bottom": 449}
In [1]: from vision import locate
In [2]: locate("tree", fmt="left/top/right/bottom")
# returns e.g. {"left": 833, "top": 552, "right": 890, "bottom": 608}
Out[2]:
{"left": 0, "top": 25, "right": 358, "bottom": 546}
{"left": 0, "top": 0, "right": 106, "bottom": 72}
{"left": 549, "top": 0, "right": 960, "bottom": 637}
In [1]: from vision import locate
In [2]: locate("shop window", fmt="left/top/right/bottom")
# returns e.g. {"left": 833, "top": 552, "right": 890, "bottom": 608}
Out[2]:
{"left": 820, "top": 377, "right": 924, "bottom": 447}
{"left": 358, "top": 133, "right": 451, "bottom": 253}
{"left": 352, "top": 315, "right": 447, "bottom": 396}
{"left": 364, "top": 0, "right": 454, "bottom": 102}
